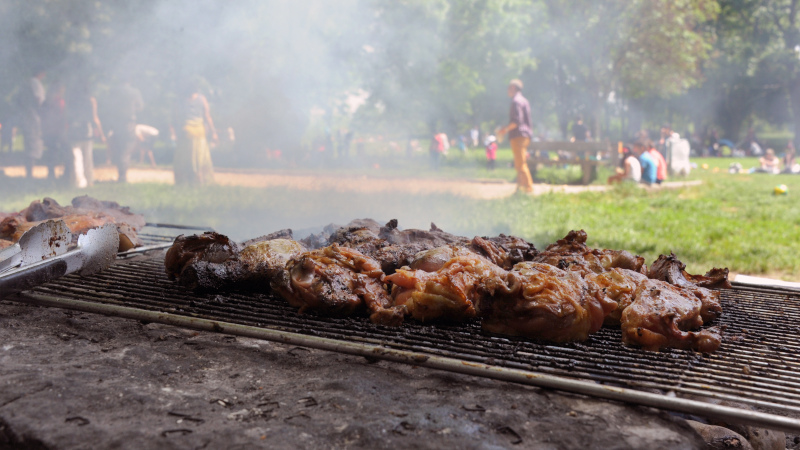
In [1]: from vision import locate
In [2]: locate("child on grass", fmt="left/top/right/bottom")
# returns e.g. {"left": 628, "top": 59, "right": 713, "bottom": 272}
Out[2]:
{"left": 485, "top": 135, "right": 497, "bottom": 170}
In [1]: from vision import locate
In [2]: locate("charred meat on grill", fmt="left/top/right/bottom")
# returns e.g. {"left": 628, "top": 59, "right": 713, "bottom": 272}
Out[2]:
{"left": 470, "top": 235, "right": 538, "bottom": 270}
{"left": 584, "top": 268, "right": 649, "bottom": 326}
{"left": 620, "top": 279, "right": 722, "bottom": 353}
{"left": 648, "top": 253, "right": 732, "bottom": 290}
{"left": 533, "top": 230, "right": 646, "bottom": 276}
{"left": 272, "top": 243, "right": 403, "bottom": 325}
{"left": 385, "top": 246, "right": 511, "bottom": 323}
{"left": 481, "top": 262, "right": 615, "bottom": 342}
{"left": 316, "top": 219, "right": 472, "bottom": 274}
{"left": 165, "top": 232, "right": 305, "bottom": 292}
{"left": 165, "top": 232, "right": 240, "bottom": 289}
{"left": 163, "top": 225, "right": 729, "bottom": 353}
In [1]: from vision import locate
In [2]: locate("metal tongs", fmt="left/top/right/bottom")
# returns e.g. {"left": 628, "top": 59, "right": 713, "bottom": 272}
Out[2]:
{"left": 0, "top": 221, "right": 119, "bottom": 299}
{"left": 0, "top": 220, "right": 72, "bottom": 274}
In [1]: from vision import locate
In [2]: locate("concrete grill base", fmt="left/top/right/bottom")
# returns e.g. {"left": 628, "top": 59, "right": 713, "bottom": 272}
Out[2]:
{"left": 0, "top": 301, "right": 705, "bottom": 449}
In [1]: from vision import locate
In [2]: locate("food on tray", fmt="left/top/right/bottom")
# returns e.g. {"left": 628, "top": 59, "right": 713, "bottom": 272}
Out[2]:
{"left": 164, "top": 219, "right": 729, "bottom": 353}
{"left": 0, "top": 196, "right": 145, "bottom": 251}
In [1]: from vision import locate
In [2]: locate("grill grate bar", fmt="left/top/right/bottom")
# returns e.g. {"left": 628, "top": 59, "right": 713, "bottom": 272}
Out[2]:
{"left": 39, "top": 260, "right": 800, "bottom": 393}
{"left": 14, "top": 253, "right": 800, "bottom": 431}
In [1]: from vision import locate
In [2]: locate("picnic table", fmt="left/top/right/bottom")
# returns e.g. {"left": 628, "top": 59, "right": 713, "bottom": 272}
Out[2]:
{"left": 528, "top": 141, "right": 617, "bottom": 185}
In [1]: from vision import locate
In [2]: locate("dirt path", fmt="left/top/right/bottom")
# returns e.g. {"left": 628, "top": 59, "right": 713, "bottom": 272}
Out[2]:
{"left": 2, "top": 164, "right": 702, "bottom": 199}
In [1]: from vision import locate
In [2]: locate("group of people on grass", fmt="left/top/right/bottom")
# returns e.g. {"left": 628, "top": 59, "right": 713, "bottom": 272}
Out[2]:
{"left": 607, "top": 138, "right": 667, "bottom": 186}
{"left": 471, "top": 79, "right": 686, "bottom": 192}
{"left": 0, "top": 70, "right": 218, "bottom": 187}
{"left": 750, "top": 145, "right": 800, "bottom": 174}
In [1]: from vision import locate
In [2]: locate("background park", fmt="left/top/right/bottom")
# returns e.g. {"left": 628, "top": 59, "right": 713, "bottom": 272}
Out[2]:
{"left": 2, "top": 0, "right": 800, "bottom": 281}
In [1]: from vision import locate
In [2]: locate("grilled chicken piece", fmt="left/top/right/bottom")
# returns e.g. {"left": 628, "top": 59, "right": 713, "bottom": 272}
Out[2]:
{"left": 385, "top": 246, "right": 510, "bottom": 323}
{"left": 648, "top": 253, "right": 732, "bottom": 290}
{"left": 319, "top": 219, "right": 472, "bottom": 274}
{"left": 620, "top": 279, "right": 722, "bottom": 352}
{"left": 480, "top": 262, "right": 615, "bottom": 342}
{"left": 0, "top": 239, "right": 14, "bottom": 250}
{"left": 533, "top": 230, "right": 645, "bottom": 276}
{"left": 165, "top": 232, "right": 306, "bottom": 292}
{"left": 0, "top": 215, "right": 26, "bottom": 240}
{"left": 273, "top": 244, "right": 402, "bottom": 324}
{"left": 470, "top": 235, "right": 538, "bottom": 270}
{"left": 584, "top": 268, "right": 649, "bottom": 326}
{"left": 165, "top": 232, "right": 240, "bottom": 289}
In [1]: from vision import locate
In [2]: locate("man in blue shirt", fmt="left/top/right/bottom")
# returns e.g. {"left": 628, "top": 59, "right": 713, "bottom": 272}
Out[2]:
{"left": 634, "top": 139, "right": 658, "bottom": 185}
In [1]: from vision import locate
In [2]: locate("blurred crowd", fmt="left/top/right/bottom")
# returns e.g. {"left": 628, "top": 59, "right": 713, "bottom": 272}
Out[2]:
{"left": 0, "top": 70, "right": 221, "bottom": 186}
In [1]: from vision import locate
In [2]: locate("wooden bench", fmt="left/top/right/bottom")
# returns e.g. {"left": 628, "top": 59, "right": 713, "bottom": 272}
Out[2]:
{"left": 527, "top": 141, "right": 617, "bottom": 185}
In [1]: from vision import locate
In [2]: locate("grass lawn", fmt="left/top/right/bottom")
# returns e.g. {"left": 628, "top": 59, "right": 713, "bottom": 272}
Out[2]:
{"left": 1, "top": 154, "right": 798, "bottom": 280}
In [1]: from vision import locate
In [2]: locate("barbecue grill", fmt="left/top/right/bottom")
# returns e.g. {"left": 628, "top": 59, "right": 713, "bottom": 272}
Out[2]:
{"left": 5, "top": 224, "right": 800, "bottom": 434}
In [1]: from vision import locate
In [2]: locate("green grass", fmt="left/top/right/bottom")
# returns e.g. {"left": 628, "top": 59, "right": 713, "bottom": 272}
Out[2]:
{"left": 2, "top": 154, "right": 799, "bottom": 280}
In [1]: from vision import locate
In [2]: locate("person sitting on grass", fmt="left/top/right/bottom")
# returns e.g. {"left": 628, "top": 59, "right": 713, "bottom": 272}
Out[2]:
{"left": 637, "top": 140, "right": 658, "bottom": 185}
{"left": 607, "top": 145, "right": 641, "bottom": 184}
{"left": 782, "top": 144, "right": 799, "bottom": 174}
{"left": 647, "top": 140, "right": 667, "bottom": 184}
{"left": 751, "top": 148, "right": 780, "bottom": 174}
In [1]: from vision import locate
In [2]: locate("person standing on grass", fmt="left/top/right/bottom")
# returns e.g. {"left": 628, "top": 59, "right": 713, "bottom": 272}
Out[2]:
{"left": 173, "top": 82, "right": 217, "bottom": 185}
{"left": 17, "top": 70, "right": 46, "bottom": 178}
{"left": 41, "top": 80, "right": 69, "bottom": 181}
{"left": 497, "top": 79, "right": 534, "bottom": 193}
{"left": 67, "top": 80, "right": 106, "bottom": 188}
{"left": 570, "top": 116, "right": 588, "bottom": 142}
{"left": 485, "top": 135, "right": 497, "bottom": 170}
{"left": 106, "top": 79, "right": 144, "bottom": 183}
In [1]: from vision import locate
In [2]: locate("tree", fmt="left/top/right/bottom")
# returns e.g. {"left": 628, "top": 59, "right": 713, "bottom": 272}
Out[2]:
{"left": 537, "top": 0, "right": 719, "bottom": 140}
{"left": 354, "top": 0, "right": 537, "bottom": 137}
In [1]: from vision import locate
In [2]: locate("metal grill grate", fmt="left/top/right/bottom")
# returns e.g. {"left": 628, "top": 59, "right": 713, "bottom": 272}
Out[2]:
{"left": 11, "top": 253, "right": 800, "bottom": 432}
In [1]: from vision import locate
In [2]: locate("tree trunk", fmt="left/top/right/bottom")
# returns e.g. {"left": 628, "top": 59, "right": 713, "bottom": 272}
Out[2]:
{"left": 555, "top": 60, "right": 569, "bottom": 140}
{"left": 789, "top": 78, "right": 800, "bottom": 149}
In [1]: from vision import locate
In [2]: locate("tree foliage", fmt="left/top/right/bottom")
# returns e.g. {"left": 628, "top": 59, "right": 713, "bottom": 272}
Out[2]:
{"left": 0, "top": 0, "right": 798, "bottom": 156}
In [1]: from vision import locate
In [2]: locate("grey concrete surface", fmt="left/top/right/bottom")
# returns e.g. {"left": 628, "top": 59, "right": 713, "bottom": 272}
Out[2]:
{"left": 0, "top": 301, "right": 704, "bottom": 449}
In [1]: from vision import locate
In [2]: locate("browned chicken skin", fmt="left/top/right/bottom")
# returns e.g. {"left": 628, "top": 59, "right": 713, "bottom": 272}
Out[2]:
{"left": 273, "top": 244, "right": 402, "bottom": 324}
{"left": 532, "top": 230, "right": 646, "bottom": 276}
{"left": 620, "top": 279, "right": 722, "bottom": 353}
{"left": 165, "top": 232, "right": 306, "bottom": 292}
{"left": 162, "top": 226, "right": 729, "bottom": 352}
{"left": 481, "top": 263, "right": 616, "bottom": 342}
{"left": 385, "top": 246, "right": 511, "bottom": 323}
{"left": 584, "top": 268, "right": 649, "bottom": 326}
{"left": 648, "top": 253, "right": 732, "bottom": 290}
